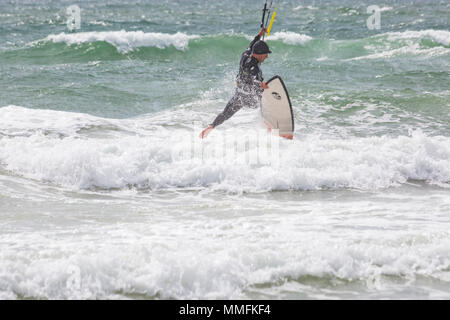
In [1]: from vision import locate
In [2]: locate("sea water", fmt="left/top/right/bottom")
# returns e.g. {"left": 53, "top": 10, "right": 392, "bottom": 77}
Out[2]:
{"left": 0, "top": 0, "right": 449, "bottom": 299}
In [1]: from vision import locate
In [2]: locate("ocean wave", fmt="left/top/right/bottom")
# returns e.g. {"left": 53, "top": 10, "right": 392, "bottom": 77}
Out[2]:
{"left": 39, "top": 30, "right": 312, "bottom": 54}
{"left": 1, "top": 211, "right": 449, "bottom": 299}
{"left": 0, "top": 105, "right": 112, "bottom": 137}
{"left": 379, "top": 6, "right": 393, "bottom": 12}
{"left": 268, "top": 31, "right": 313, "bottom": 46}
{"left": 44, "top": 30, "right": 200, "bottom": 53}
{"left": 13, "top": 29, "right": 447, "bottom": 63}
{"left": 293, "top": 5, "right": 318, "bottom": 11}
{"left": 1, "top": 106, "right": 449, "bottom": 192}
{"left": 347, "top": 45, "right": 449, "bottom": 61}
{"left": 346, "top": 29, "right": 450, "bottom": 60}
{"left": 243, "top": 31, "right": 313, "bottom": 46}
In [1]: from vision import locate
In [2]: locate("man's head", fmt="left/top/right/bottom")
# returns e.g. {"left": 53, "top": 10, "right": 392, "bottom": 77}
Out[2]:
{"left": 252, "top": 40, "right": 271, "bottom": 62}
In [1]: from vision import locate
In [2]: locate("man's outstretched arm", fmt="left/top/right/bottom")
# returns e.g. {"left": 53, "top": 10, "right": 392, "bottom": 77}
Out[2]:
{"left": 248, "top": 28, "right": 267, "bottom": 50}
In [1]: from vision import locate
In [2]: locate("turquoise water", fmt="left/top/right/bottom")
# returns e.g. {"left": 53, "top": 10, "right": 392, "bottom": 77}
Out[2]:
{"left": 0, "top": 0, "right": 450, "bottom": 300}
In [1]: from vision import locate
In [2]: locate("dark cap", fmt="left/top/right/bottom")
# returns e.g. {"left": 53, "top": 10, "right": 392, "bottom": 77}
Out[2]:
{"left": 252, "top": 40, "right": 272, "bottom": 54}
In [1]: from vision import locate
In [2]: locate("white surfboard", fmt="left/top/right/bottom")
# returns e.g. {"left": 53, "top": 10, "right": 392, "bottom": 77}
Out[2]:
{"left": 261, "top": 76, "right": 295, "bottom": 140}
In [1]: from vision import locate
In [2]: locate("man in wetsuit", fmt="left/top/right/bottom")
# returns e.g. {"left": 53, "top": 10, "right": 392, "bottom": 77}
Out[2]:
{"left": 200, "top": 28, "right": 271, "bottom": 139}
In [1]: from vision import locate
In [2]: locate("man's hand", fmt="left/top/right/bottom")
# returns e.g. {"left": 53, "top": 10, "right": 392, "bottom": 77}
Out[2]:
{"left": 200, "top": 125, "right": 214, "bottom": 139}
{"left": 258, "top": 28, "right": 268, "bottom": 37}
{"left": 261, "top": 82, "right": 269, "bottom": 90}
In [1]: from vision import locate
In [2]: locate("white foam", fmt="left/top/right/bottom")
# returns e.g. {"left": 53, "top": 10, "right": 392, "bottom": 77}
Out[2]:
{"left": 1, "top": 207, "right": 450, "bottom": 299}
{"left": 0, "top": 105, "right": 110, "bottom": 136}
{"left": 1, "top": 106, "right": 449, "bottom": 192}
{"left": 348, "top": 44, "right": 449, "bottom": 60}
{"left": 293, "top": 5, "right": 318, "bottom": 11}
{"left": 348, "top": 30, "right": 450, "bottom": 60}
{"left": 2, "top": 106, "right": 450, "bottom": 299}
{"left": 379, "top": 6, "right": 393, "bottom": 12}
{"left": 44, "top": 30, "right": 200, "bottom": 52}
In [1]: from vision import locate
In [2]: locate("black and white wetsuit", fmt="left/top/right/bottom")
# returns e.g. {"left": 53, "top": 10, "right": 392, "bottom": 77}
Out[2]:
{"left": 211, "top": 35, "right": 264, "bottom": 128}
